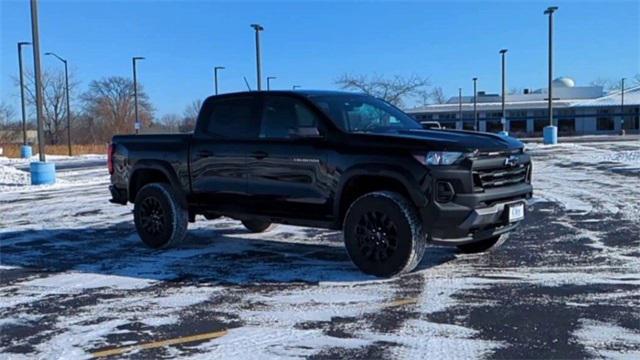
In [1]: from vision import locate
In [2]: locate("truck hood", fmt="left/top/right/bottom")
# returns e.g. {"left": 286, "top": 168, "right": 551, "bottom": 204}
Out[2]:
{"left": 362, "top": 129, "right": 524, "bottom": 152}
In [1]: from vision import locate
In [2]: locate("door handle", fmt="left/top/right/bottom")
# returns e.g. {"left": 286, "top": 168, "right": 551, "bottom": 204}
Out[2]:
{"left": 197, "top": 150, "right": 213, "bottom": 157}
{"left": 251, "top": 151, "right": 268, "bottom": 160}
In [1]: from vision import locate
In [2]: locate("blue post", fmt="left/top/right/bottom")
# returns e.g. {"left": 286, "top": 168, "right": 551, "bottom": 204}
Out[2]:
{"left": 498, "top": 131, "right": 509, "bottom": 137}
{"left": 543, "top": 125, "right": 558, "bottom": 145}
{"left": 30, "top": 161, "right": 56, "bottom": 185}
{"left": 20, "top": 145, "right": 33, "bottom": 158}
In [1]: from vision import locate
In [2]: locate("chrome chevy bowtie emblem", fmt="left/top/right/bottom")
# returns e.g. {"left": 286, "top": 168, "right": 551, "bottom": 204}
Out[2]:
{"left": 504, "top": 155, "right": 519, "bottom": 167}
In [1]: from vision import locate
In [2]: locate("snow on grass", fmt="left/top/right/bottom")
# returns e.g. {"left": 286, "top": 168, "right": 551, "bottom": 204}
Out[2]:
{"left": 0, "top": 164, "right": 30, "bottom": 190}
{"left": 0, "top": 154, "right": 105, "bottom": 166}
{"left": 0, "top": 155, "right": 105, "bottom": 193}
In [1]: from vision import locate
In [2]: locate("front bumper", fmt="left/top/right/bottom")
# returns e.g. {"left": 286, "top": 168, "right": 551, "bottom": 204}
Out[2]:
{"left": 421, "top": 182, "right": 533, "bottom": 245}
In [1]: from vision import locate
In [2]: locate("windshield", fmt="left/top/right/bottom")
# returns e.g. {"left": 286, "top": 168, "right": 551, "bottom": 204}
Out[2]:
{"left": 308, "top": 95, "right": 422, "bottom": 133}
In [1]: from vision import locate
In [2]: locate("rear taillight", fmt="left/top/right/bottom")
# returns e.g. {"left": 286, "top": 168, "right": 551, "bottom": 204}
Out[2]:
{"left": 107, "top": 144, "right": 114, "bottom": 174}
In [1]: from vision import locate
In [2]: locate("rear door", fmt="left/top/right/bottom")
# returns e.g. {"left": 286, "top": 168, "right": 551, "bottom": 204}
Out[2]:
{"left": 246, "top": 94, "right": 333, "bottom": 220}
{"left": 190, "top": 95, "right": 262, "bottom": 208}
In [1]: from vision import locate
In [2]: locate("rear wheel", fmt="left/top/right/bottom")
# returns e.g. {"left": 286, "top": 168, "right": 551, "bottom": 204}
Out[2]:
{"left": 134, "top": 183, "right": 188, "bottom": 248}
{"left": 457, "top": 234, "right": 508, "bottom": 253}
{"left": 343, "top": 191, "right": 426, "bottom": 277}
{"left": 242, "top": 219, "right": 277, "bottom": 233}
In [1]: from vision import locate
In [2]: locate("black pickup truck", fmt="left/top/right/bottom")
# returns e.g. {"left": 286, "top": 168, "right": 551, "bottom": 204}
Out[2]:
{"left": 109, "top": 90, "right": 532, "bottom": 277}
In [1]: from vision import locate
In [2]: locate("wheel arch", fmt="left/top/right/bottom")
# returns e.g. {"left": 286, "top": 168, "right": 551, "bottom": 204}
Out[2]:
{"left": 334, "top": 165, "right": 426, "bottom": 228}
{"left": 128, "top": 161, "right": 187, "bottom": 207}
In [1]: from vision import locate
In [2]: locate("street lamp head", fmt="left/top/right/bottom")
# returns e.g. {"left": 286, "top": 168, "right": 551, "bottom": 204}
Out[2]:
{"left": 544, "top": 6, "right": 558, "bottom": 14}
{"left": 499, "top": 49, "right": 508, "bottom": 54}
{"left": 18, "top": 41, "right": 32, "bottom": 46}
{"left": 133, "top": 56, "right": 145, "bottom": 61}
{"left": 473, "top": 77, "right": 478, "bottom": 81}
{"left": 215, "top": 66, "right": 225, "bottom": 70}
{"left": 45, "top": 52, "right": 66, "bottom": 63}
{"left": 268, "top": 76, "right": 276, "bottom": 80}
{"left": 251, "top": 24, "right": 264, "bottom": 31}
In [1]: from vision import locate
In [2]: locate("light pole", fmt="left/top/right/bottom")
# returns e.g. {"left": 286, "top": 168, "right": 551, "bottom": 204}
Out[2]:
{"left": 620, "top": 78, "right": 625, "bottom": 135}
{"left": 473, "top": 77, "right": 478, "bottom": 131}
{"left": 17, "top": 42, "right": 31, "bottom": 149}
{"left": 29, "top": 0, "right": 55, "bottom": 184}
{"left": 214, "top": 66, "right": 225, "bottom": 95}
{"left": 30, "top": 0, "right": 45, "bottom": 163}
{"left": 458, "top": 88, "right": 462, "bottom": 129}
{"left": 543, "top": 6, "right": 558, "bottom": 144}
{"left": 267, "top": 76, "right": 276, "bottom": 90}
{"left": 292, "top": 85, "right": 301, "bottom": 90}
{"left": 250, "top": 24, "right": 264, "bottom": 91}
{"left": 45, "top": 52, "right": 72, "bottom": 156}
{"left": 499, "top": 49, "right": 508, "bottom": 134}
{"left": 132, "top": 56, "right": 145, "bottom": 134}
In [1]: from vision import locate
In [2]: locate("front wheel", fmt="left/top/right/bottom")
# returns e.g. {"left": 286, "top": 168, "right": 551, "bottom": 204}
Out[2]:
{"left": 457, "top": 234, "right": 509, "bottom": 254}
{"left": 134, "top": 183, "right": 188, "bottom": 248}
{"left": 343, "top": 191, "right": 426, "bottom": 277}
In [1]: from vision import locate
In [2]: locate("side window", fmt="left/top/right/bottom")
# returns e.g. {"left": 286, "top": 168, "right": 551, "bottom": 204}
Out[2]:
{"left": 205, "top": 97, "right": 260, "bottom": 139}
{"left": 260, "top": 96, "right": 320, "bottom": 139}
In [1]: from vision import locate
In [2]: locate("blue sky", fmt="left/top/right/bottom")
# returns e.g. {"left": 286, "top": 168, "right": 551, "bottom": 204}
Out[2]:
{"left": 1, "top": 0, "right": 639, "bottom": 117}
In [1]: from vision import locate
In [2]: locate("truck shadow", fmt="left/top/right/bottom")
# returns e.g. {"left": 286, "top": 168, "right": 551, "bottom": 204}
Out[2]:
{"left": 0, "top": 221, "right": 457, "bottom": 285}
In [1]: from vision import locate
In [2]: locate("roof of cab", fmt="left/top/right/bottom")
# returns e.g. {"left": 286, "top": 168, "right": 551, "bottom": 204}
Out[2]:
{"left": 205, "top": 89, "right": 366, "bottom": 100}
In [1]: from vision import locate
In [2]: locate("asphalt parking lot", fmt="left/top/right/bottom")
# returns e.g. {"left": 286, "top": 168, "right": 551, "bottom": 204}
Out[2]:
{"left": 1, "top": 140, "right": 639, "bottom": 359}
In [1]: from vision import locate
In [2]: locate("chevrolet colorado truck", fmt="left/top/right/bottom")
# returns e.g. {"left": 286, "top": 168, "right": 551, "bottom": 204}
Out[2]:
{"left": 109, "top": 90, "right": 532, "bottom": 277}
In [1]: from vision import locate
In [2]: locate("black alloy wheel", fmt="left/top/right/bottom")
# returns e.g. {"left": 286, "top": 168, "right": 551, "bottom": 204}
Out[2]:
{"left": 139, "top": 196, "right": 166, "bottom": 235}
{"left": 355, "top": 211, "right": 399, "bottom": 263}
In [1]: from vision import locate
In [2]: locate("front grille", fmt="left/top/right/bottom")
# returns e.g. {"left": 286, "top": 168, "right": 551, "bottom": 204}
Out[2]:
{"left": 473, "top": 163, "right": 529, "bottom": 189}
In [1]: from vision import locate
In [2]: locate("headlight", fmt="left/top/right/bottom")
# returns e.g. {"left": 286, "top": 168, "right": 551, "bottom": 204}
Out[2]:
{"left": 423, "top": 151, "right": 464, "bottom": 166}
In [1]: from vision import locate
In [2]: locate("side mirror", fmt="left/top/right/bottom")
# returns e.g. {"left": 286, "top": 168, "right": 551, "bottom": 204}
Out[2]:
{"left": 290, "top": 127, "right": 323, "bottom": 138}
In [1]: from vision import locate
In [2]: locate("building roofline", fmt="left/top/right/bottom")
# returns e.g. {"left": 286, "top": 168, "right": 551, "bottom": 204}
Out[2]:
{"left": 406, "top": 85, "right": 640, "bottom": 113}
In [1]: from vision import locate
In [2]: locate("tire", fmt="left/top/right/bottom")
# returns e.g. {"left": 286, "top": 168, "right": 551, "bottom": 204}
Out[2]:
{"left": 133, "top": 183, "right": 188, "bottom": 248}
{"left": 457, "top": 234, "right": 509, "bottom": 254}
{"left": 242, "top": 219, "right": 277, "bottom": 233}
{"left": 343, "top": 191, "right": 426, "bottom": 277}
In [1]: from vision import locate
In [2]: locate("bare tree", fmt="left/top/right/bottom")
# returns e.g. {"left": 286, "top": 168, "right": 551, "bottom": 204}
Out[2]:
{"left": 0, "top": 101, "right": 15, "bottom": 125}
{"left": 181, "top": 99, "right": 202, "bottom": 132}
{"left": 158, "top": 113, "right": 182, "bottom": 133}
{"left": 429, "top": 86, "right": 447, "bottom": 104}
{"left": 0, "top": 102, "right": 18, "bottom": 143}
{"left": 335, "top": 74, "right": 430, "bottom": 107}
{"left": 589, "top": 78, "right": 610, "bottom": 89}
{"left": 416, "top": 89, "right": 431, "bottom": 107}
{"left": 590, "top": 78, "right": 623, "bottom": 92}
{"left": 18, "top": 69, "right": 78, "bottom": 145}
{"left": 81, "top": 76, "right": 154, "bottom": 143}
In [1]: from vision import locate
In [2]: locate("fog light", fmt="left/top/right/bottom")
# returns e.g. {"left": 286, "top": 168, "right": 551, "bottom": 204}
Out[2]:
{"left": 436, "top": 181, "right": 455, "bottom": 203}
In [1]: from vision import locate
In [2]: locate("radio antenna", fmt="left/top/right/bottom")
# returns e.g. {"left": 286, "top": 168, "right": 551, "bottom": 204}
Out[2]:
{"left": 243, "top": 76, "right": 252, "bottom": 91}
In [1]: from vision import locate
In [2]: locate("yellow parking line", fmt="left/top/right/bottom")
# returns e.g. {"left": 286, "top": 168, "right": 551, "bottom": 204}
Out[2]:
{"left": 383, "top": 297, "right": 419, "bottom": 308}
{"left": 91, "top": 298, "right": 416, "bottom": 357}
{"left": 91, "top": 329, "right": 228, "bottom": 358}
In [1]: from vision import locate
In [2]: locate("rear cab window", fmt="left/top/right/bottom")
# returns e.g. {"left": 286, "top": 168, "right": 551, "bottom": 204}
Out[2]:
{"left": 197, "top": 96, "right": 261, "bottom": 139}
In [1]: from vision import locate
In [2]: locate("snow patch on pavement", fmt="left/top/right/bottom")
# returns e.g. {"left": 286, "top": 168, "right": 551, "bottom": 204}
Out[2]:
{"left": 527, "top": 141, "right": 640, "bottom": 221}
{"left": 573, "top": 319, "right": 640, "bottom": 359}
